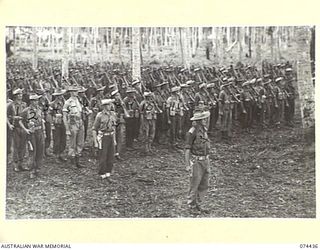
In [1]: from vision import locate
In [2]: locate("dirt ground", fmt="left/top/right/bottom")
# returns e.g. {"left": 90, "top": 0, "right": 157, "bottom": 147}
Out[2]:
{"left": 6, "top": 115, "right": 315, "bottom": 219}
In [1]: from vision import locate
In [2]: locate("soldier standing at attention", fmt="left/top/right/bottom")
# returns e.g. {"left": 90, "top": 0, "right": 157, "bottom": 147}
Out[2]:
{"left": 51, "top": 88, "right": 67, "bottom": 162}
{"left": 218, "top": 84, "right": 233, "bottom": 140}
{"left": 92, "top": 99, "right": 117, "bottom": 182}
{"left": 166, "top": 86, "right": 182, "bottom": 149}
{"left": 139, "top": 92, "right": 157, "bottom": 154}
{"left": 123, "top": 88, "right": 140, "bottom": 150}
{"left": 185, "top": 110, "right": 211, "bottom": 214}
{"left": 63, "top": 86, "right": 85, "bottom": 168}
{"left": 7, "top": 88, "right": 28, "bottom": 172}
{"left": 19, "top": 94, "right": 45, "bottom": 179}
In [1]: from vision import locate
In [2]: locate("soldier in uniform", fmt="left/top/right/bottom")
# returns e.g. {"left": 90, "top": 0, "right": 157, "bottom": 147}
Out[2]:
{"left": 239, "top": 81, "right": 253, "bottom": 132}
{"left": 255, "top": 79, "right": 267, "bottom": 128}
{"left": 111, "top": 89, "right": 128, "bottom": 159}
{"left": 51, "top": 88, "right": 67, "bottom": 162}
{"left": 194, "top": 83, "right": 209, "bottom": 110}
{"left": 63, "top": 86, "right": 85, "bottom": 168}
{"left": 180, "top": 83, "right": 194, "bottom": 139}
{"left": 90, "top": 85, "right": 106, "bottom": 121}
{"left": 264, "top": 77, "right": 277, "bottom": 126}
{"left": 7, "top": 88, "right": 28, "bottom": 172}
{"left": 185, "top": 110, "right": 211, "bottom": 214}
{"left": 139, "top": 91, "right": 157, "bottom": 154}
{"left": 19, "top": 94, "right": 45, "bottom": 179}
{"left": 153, "top": 82, "right": 166, "bottom": 144}
{"left": 284, "top": 68, "right": 296, "bottom": 126}
{"left": 78, "top": 86, "right": 91, "bottom": 143}
{"left": 218, "top": 84, "right": 233, "bottom": 140}
{"left": 123, "top": 88, "right": 140, "bottom": 149}
{"left": 92, "top": 99, "right": 117, "bottom": 182}
{"left": 166, "top": 86, "right": 183, "bottom": 148}
{"left": 206, "top": 83, "right": 219, "bottom": 134}
{"left": 38, "top": 87, "right": 53, "bottom": 157}
{"left": 273, "top": 77, "right": 285, "bottom": 128}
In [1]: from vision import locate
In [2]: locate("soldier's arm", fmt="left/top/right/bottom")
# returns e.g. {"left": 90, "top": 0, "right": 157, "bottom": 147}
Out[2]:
{"left": 62, "top": 101, "right": 70, "bottom": 134}
{"left": 185, "top": 127, "right": 195, "bottom": 170}
{"left": 7, "top": 103, "right": 14, "bottom": 129}
{"left": 139, "top": 100, "right": 145, "bottom": 120}
{"left": 92, "top": 113, "right": 101, "bottom": 148}
{"left": 18, "top": 108, "right": 31, "bottom": 135}
{"left": 166, "top": 97, "right": 171, "bottom": 121}
{"left": 218, "top": 92, "right": 225, "bottom": 115}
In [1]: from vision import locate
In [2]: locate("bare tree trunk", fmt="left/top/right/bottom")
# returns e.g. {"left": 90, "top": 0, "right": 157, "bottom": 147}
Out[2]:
{"left": 238, "top": 27, "right": 243, "bottom": 62}
{"left": 32, "top": 27, "right": 38, "bottom": 70}
{"left": 295, "top": 26, "right": 315, "bottom": 130}
{"left": 132, "top": 27, "right": 141, "bottom": 82}
{"left": 72, "top": 27, "right": 77, "bottom": 62}
{"left": 110, "top": 27, "right": 116, "bottom": 54}
{"left": 276, "top": 27, "right": 282, "bottom": 61}
{"left": 213, "top": 27, "right": 219, "bottom": 63}
{"left": 255, "top": 27, "right": 262, "bottom": 66}
{"left": 269, "top": 26, "right": 275, "bottom": 62}
{"left": 62, "top": 27, "right": 69, "bottom": 78}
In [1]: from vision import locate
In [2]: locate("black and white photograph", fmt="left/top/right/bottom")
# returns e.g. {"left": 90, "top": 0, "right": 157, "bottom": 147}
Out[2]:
{"left": 5, "top": 26, "right": 315, "bottom": 219}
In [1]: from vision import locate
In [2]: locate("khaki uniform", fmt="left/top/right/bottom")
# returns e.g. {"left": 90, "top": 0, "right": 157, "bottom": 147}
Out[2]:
{"left": 63, "top": 97, "right": 84, "bottom": 158}
{"left": 93, "top": 110, "right": 117, "bottom": 175}
{"left": 139, "top": 99, "right": 157, "bottom": 153}
{"left": 185, "top": 125, "right": 211, "bottom": 207}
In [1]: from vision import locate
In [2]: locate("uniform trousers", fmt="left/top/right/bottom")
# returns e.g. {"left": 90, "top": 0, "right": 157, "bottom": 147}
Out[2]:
{"left": 188, "top": 158, "right": 210, "bottom": 206}
{"left": 98, "top": 134, "right": 115, "bottom": 175}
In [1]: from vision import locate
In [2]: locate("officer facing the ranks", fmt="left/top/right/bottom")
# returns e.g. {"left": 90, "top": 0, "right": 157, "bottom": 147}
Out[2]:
{"left": 92, "top": 99, "right": 117, "bottom": 182}
{"left": 185, "top": 110, "right": 211, "bottom": 214}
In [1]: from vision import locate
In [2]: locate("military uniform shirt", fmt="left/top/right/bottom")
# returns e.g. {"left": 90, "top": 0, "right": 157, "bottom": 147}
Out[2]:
{"left": 185, "top": 126, "right": 210, "bottom": 156}
{"left": 20, "top": 106, "right": 44, "bottom": 130}
{"left": 7, "top": 101, "right": 27, "bottom": 127}
{"left": 93, "top": 111, "right": 117, "bottom": 133}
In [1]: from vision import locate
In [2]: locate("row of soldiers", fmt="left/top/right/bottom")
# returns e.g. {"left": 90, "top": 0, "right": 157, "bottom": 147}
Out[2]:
{"left": 7, "top": 59, "right": 297, "bottom": 180}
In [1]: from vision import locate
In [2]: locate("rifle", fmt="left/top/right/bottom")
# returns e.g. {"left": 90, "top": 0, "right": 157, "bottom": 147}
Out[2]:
{"left": 227, "top": 86, "right": 241, "bottom": 103}
{"left": 203, "top": 88, "right": 217, "bottom": 107}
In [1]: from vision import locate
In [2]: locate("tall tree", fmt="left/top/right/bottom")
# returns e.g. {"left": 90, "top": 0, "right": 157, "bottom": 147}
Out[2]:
{"left": 62, "top": 27, "right": 69, "bottom": 78}
{"left": 295, "top": 26, "right": 315, "bottom": 130}
{"left": 32, "top": 27, "right": 38, "bottom": 70}
{"left": 132, "top": 27, "right": 141, "bottom": 82}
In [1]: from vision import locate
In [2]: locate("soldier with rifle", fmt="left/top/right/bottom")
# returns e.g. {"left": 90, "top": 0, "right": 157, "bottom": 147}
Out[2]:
{"left": 123, "top": 88, "right": 140, "bottom": 149}
{"left": 256, "top": 78, "right": 267, "bottom": 128}
{"left": 77, "top": 86, "right": 91, "bottom": 143}
{"left": 239, "top": 81, "right": 253, "bottom": 132}
{"left": 180, "top": 83, "right": 194, "bottom": 139}
{"left": 19, "top": 93, "right": 45, "bottom": 179}
{"left": 139, "top": 91, "right": 158, "bottom": 154}
{"left": 50, "top": 87, "right": 68, "bottom": 163}
{"left": 90, "top": 85, "right": 106, "bottom": 122}
{"left": 153, "top": 82, "right": 167, "bottom": 144}
{"left": 37, "top": 83, "right": 54, "bottom": 157}
{"left": 218, "top": 83, "right": 234, "bottom": 140}
{"left": 7, "top": 88, "right": 28, "bottom": 172}
{"left": 273, "top": 77, "right": 286, "bottom": 128}
{"left": 111, "top": 89, "right": 130, "bottom": 159}
{"left": 284, "top": 68, "right": 296, "bottom": 126}
{"left": 166, "top": 86, "right": 184, "bottom": 149}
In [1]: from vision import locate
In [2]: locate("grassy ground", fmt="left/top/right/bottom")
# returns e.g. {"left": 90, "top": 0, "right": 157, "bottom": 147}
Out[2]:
{"left": 6, "top": 117, "right": 315, "bottom": 219}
